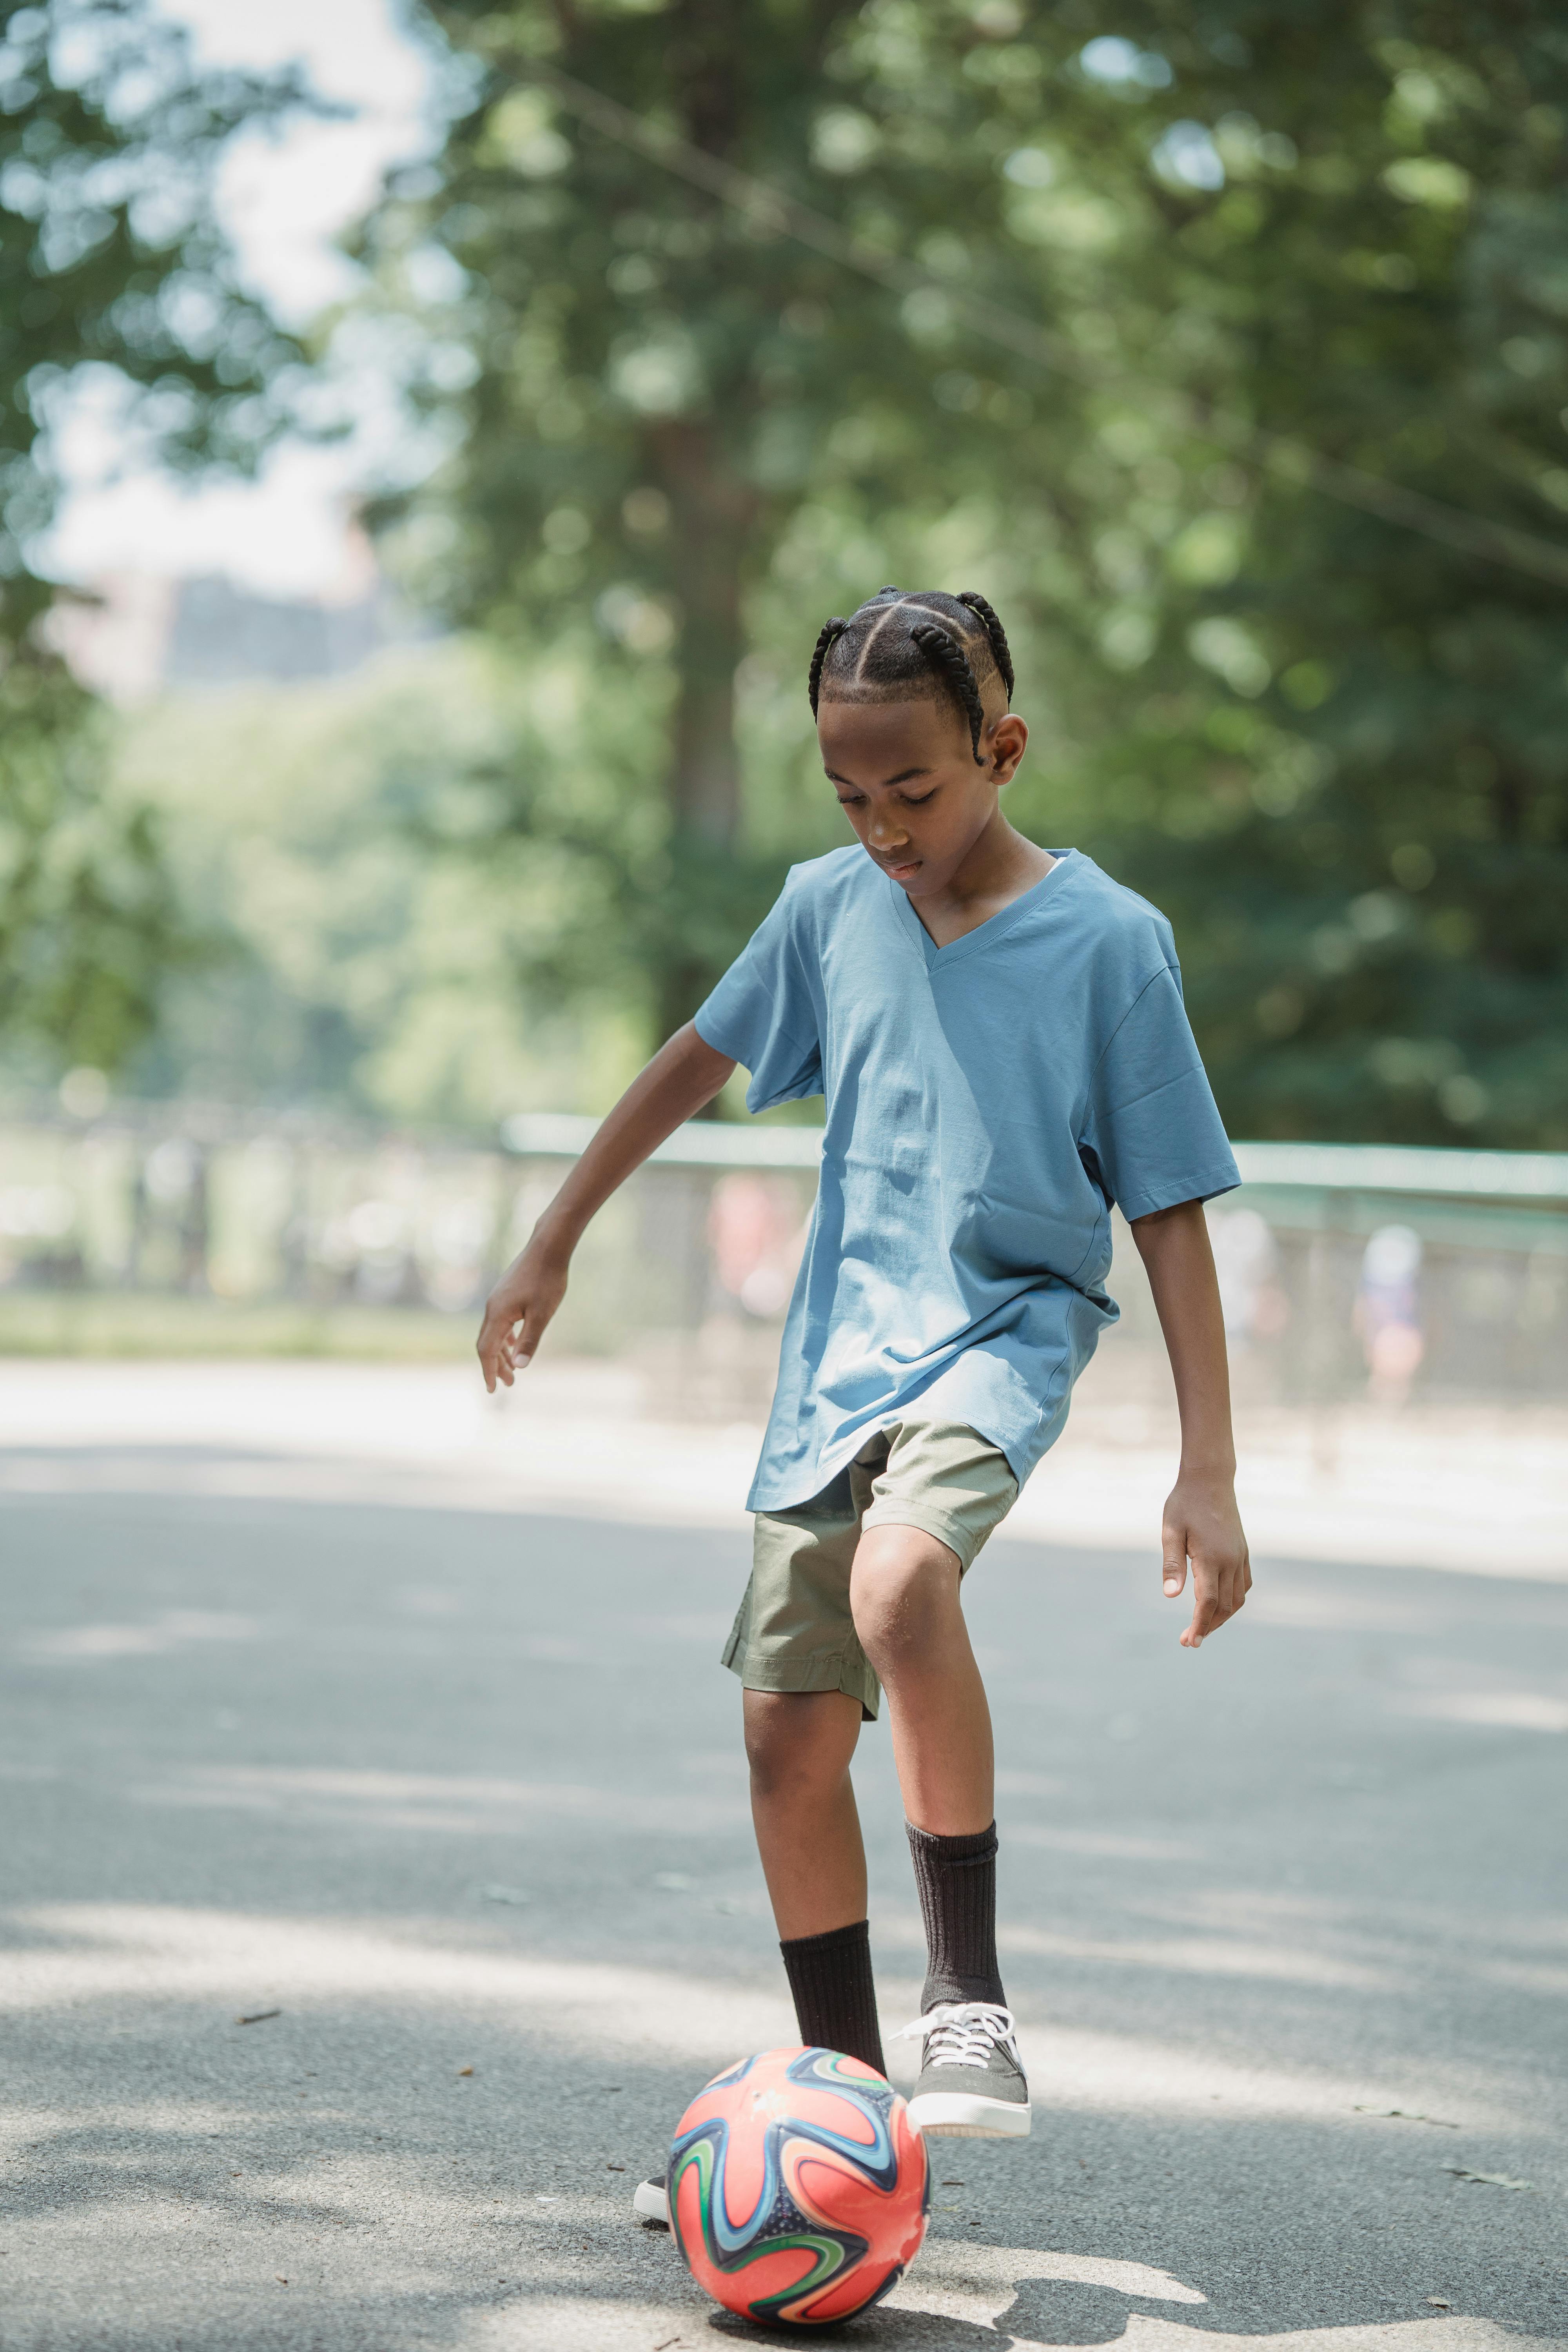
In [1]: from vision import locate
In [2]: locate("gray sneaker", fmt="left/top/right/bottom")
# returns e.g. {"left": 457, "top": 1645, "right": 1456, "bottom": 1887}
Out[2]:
{"left": 632, "top": 2169, "right": 669, "bottom": 2225}
{"left": 898, "top": 2002, "right": 1031, "bottom": 2138}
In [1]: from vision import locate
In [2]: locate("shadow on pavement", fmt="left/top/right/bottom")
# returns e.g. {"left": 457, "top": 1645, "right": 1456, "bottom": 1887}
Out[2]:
{"left": 0, "top": 1477, "right": 1564, "bottom": 2348}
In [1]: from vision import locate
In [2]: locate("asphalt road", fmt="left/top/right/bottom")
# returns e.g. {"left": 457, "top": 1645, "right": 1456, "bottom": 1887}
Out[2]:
{"left": 2, "top": 1453, "right": 1565, "bottom": 2350}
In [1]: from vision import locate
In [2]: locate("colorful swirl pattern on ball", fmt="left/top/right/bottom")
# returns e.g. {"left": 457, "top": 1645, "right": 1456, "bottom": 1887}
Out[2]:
{"left": 668, "top": 2047, "right": 927, "bottom": 2327}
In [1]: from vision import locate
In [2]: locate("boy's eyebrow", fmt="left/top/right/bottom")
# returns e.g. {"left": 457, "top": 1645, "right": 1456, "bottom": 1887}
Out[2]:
{"left": 824, "top": 764, "right": 935, "bottom": 790}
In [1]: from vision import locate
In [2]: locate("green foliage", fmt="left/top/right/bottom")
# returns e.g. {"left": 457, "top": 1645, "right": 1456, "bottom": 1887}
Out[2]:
{"left": 0, "top": 0, "right": 305, "bottom": 1074}
{"left": 365, "top": 0, "right": 1568, "bottom": 1145}
{"left": 0, "top": 656, "right": 196, "bottom": 1071}
{"left": 350, "top": 4, "right": 1568, "bottom": 1148}
{"left": 366, "top": 0, "right": 1128, "bottom": 1036}
{"left": 0, "top": 0, "right": 305, "bottom": 637}
{"left": 1043, "top": 2, "right": 1568, "bottom": 1147}
{"left": 112, "top": 640, "right": 653, "bottom": 1125}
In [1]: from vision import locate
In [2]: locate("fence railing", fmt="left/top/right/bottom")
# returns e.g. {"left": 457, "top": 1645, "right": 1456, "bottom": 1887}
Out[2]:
{"left": 503, "top": 1114, "right": 1568, "bottom": 1203}
{"left": 2, "top": 1106, "right": 1564, "bottom": 1404}
{"left": 499, "top": 1118, "right": 1568, "bottom": 1409}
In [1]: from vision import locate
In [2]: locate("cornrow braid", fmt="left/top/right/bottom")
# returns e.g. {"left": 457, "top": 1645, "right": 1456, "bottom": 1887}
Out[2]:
{"left": 806, "top": 584, "right": 1012, "bottom": 751}
{"left": 909, "top": 623, "right": 986, "bottom": 763}
{"left": 956, "top": 590, "right": 1014, "bottom": 702}
{"left": 808, "top": 617, "right": 849, "bottom": 715}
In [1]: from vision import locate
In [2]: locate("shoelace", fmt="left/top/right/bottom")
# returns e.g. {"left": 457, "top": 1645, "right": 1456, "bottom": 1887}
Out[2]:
{"left": 892, "top": 2000, "right": 1018, "bottom": 2071}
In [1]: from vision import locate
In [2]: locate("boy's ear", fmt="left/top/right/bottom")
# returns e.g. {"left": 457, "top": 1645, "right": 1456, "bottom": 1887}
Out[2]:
{"left": 989, "top": 712, "right": 1028, "bottom": 783}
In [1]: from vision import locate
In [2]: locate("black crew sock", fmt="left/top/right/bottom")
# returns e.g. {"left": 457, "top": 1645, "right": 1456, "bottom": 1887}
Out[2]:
{"left": 906, "top": 1819, "right": 1006, "bottom": 2013}
{"left": 780, "top": 1919, "right": 886, "bottom": 2076}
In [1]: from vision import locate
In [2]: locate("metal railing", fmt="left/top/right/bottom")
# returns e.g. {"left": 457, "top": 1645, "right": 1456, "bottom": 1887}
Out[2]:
{"left": 1, "top": 1104, "right": 1564, "bottom": 1403}
{"left": 499, "top": 1118, "right": 1568, "bottom": 1409}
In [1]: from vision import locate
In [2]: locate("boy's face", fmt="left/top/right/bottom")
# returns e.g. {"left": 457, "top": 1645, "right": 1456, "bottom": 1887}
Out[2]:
{"left": 817, "top": 693, "right": 1029, "bottom": 900}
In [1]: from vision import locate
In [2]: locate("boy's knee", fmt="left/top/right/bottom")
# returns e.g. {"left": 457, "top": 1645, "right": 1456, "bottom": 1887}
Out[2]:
{"left": 743, "top": 1693, "right": 796, "bottom": 1791}
{"left": 850, "top": 1528, "right": 961, "bottom": 1670}
{"left": 743, "top": 1689, "right": 857, "bottom": 1801}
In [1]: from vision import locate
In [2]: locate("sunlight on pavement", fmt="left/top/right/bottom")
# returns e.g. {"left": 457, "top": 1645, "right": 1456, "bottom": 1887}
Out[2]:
{"left": 2, "top": 1359, "right": 1564, "bottom": 1577}
{"left": 0, "top": 1903, "right": 1501, "bottom": 2129}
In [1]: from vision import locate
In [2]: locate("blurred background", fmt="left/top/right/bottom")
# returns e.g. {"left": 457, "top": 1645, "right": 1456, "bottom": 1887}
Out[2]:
{"left": 7, "top": 23, "right": 1566, "bottom": 2336}
{"left": 7, "top": 22, "right": 1568, "bottom": 2341}
{"left": 2, "top": 0, "right": 1566, "bottom": 1425}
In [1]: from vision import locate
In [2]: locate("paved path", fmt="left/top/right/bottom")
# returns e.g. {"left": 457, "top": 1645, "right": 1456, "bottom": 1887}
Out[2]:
{"left": 1, "top": 1359, "right": 1566, "bottom": 1576}
{"left": 1, "top": 1377, "right": 1565, "bottom": 2348}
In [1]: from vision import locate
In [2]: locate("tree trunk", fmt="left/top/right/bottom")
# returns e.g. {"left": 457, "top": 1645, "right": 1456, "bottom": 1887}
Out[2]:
{"left": 647, "top": 415, "right": 760, "bottom": 1051}
{"left": 643, "top": 2, "right": 763, "bottom": 1056}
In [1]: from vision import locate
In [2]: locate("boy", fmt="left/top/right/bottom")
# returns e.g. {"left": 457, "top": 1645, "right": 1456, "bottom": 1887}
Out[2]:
{"left": 477, "top": 586, "right": 1251, "bottom": 2207}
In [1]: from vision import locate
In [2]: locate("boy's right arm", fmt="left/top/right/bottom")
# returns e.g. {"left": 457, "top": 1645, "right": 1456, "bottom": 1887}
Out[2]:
{"left": 477, "top": 1022, "right": 736, "bottom": 1392}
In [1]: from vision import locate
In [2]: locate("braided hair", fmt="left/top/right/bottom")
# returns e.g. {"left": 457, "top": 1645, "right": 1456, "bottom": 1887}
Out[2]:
{"left": 807, "top": 587, "right": 1012, "bottom": 764}
{"left": 955, "top": 590, "right": 1014, "bottom": 702}
{"left": 909, "top": 623, "right": 986, "bottom": 762}
{"left": 807, "top": 617, "right": 849, "bottom": 715}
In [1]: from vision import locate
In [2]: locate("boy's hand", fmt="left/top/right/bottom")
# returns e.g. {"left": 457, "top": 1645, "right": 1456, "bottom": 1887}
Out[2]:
{"left": 1160, "top": 1471, "right": 1251, "bottom": 1649}
{"left": 477, "top": 1238, "right": 568, "bottom": 1392}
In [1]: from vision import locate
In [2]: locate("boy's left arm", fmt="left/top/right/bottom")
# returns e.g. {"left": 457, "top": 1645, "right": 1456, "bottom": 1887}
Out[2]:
{"left": 1129, "top": 1198, "right": 1252, "bottom": 1649}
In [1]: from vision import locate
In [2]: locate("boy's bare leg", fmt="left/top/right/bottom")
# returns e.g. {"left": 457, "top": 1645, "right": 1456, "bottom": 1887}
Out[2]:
{"left": 850, "top": 1523, "right": 1028, "bottom": 2135}
{"left": 849, "top": 1525, "right": 993, "bottom": 1833}
{"left": 744, "top": 1688, "right": 867, "bottom": 1940}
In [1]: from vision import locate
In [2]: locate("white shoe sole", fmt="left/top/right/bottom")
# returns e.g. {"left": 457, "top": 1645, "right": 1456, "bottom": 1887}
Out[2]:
{"left": 632, "top": 2179, "right": 670, "bottom": 2225}
{"left": 907, "top": 2093, "right": 1032, "bottom": 2139}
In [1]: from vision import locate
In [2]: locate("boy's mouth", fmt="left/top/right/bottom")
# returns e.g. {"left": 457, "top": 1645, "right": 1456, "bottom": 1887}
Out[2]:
{"left": 877, "top": 854, "right": 922, "bottom": 881}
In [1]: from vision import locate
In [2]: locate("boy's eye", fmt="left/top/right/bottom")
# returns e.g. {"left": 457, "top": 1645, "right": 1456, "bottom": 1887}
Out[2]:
{"left": 835, "top": 793, "right": 865, "bottom": 808}
{"left": 901, "top": 788, "right": 937, "bottom": 807}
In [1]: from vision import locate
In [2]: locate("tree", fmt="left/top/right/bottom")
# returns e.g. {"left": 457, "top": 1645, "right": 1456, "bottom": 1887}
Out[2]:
{"left": 0, "top": 0, "right": 303, "bottom": 1080}
{"left": 370, "top": 0, "right": 1568, "bottom": 1145}
{"left": 363, "top": 0, "right": 1131, "bottom": 1044}
{"left": 0, "top": 657, "right": 198, "bottom": 1071}
{"left": 112, "top": 638, "right": 593, "bottom": 1127}
{"left": 1037, "top": 2, "right": 1568, "bottom": 1148}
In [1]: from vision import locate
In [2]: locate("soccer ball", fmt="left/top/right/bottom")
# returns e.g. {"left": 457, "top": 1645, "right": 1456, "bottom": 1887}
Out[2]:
{"left": 668, "top": 2045, "right": 929, "bottom": 2327}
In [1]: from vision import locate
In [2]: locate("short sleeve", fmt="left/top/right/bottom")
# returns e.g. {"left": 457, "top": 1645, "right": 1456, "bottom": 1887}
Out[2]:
{"left": 1082, "top": 963, "right": 1240, "bottom": 1220}
{"left": 693, "top": 873, "right": 824, "bottom": 1114}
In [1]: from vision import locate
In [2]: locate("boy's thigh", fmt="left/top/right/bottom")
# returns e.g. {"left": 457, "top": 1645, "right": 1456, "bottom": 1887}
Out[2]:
{"left": 857, "top": 1416, "right": 1018, "bottom": 1574}
{"left": 721, "top": 1421, "right": 1016, "bottom": 1718}
{"left": 722, "top": 1466, "right": 882, "bottom": 1719}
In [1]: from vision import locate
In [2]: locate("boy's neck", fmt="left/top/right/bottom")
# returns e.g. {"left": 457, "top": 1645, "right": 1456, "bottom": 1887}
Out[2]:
{"left": 904, "top": 816, "right": 1056, "bottom": 950}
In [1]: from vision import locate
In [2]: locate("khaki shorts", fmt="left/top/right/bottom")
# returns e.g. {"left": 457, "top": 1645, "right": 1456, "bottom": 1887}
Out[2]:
{"left": 720, "top": 1417, "right": 1018, "bottom": 1722}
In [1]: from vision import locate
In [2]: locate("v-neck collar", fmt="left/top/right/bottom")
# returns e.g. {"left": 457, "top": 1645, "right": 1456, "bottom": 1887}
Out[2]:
{"left": 890, "top": 849, "right": 1078, "bottom": 973}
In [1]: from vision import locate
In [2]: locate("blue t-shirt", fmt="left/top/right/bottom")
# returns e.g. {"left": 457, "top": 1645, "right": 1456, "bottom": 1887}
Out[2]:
{"left": 694, "top": 846, "right": 1240, "bottom": 1514}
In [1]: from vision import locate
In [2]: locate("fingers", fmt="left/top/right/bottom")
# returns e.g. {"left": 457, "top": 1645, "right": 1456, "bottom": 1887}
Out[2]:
{"left": 476, "top": 1248, "right": 568, "bottom": 1390}
{"left": 1161, "top": 1478, "right": 1251, "bottom": 1650}
{"left": 1180, "top": 1548, "right": 1251, "bottom": 1649}
{"left": 1161, "top": 1519, "right": 1187, "bottom": 1601}
{"left": 478, "top": 1289, "right": 557, "bottom": 1386}
{"left": 1181, "top": 1592, "right": 1218, "bottom": 1649}
{"left": 476, "top": 1307, "right": 522, "bottom": 1392}
{"left": 511, "top": 1299, "right": 551, "bottom": 1369}
{"left": 1231, "top": 1547, "right": 1253, "bottom": 1614}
